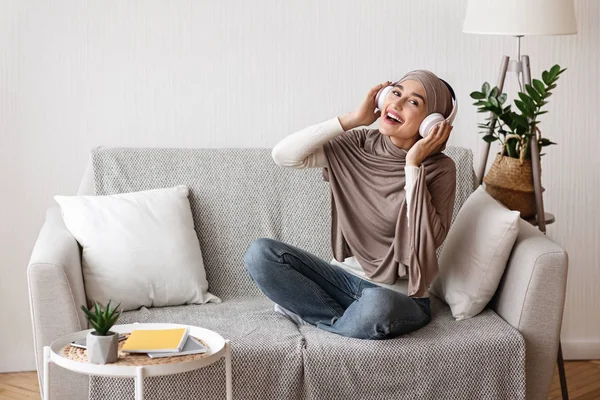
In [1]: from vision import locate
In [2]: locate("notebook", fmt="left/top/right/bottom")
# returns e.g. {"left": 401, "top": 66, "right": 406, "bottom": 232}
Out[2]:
{"left": 147, "top": 336, "right": 208, "bottom": 358}
{"left": 122, "top": 328, "right": 189, "bottom": 353}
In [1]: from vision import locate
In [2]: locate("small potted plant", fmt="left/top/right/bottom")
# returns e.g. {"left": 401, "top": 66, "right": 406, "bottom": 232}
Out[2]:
{"left": 81, "top": 300, "right": 122, "bottom": 364}
{"left": 469, "top": 64, "right": 565, "bottom": 217}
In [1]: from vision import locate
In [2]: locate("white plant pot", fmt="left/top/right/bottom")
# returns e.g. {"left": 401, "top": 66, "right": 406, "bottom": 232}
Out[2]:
{"left": 86, "top": 331, "right": 119, "bottom": 364}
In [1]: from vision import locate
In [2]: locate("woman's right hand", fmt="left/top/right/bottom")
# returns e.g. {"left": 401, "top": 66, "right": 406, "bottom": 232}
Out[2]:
{"left": 338, "top": 81, "right": 391, "bottom": 131}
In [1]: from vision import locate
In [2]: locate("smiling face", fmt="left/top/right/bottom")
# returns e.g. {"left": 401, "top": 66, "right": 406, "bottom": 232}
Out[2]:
{"left": 378, "top": 79, "right": 428, "bottom": 148}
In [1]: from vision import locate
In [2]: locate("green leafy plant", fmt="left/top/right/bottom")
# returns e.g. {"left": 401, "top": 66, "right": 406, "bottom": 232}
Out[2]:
{"left": 469, "top": 64, "right": 565, "bottom": 160}
{"left": 81, "top": 300, "right": 121, "bottom": 336}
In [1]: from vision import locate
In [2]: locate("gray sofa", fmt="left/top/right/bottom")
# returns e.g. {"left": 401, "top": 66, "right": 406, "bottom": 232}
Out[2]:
{"left": 28, "top": 146, "right": 568, "bottom": 400}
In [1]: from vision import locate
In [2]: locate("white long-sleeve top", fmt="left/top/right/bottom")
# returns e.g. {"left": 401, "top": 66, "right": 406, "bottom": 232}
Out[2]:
{"left": 271, "top": 117, "right": 428, "bottom": 297}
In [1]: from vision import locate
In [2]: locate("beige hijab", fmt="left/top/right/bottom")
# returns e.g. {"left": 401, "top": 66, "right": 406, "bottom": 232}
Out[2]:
{"left": 322, "top": 70, "right": 456, "bottom": 297}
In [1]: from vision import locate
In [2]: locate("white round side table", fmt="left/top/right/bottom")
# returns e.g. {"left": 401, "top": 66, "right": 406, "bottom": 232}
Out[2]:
{"left": 43, "top": 323, "right": 232, "bottom": 400}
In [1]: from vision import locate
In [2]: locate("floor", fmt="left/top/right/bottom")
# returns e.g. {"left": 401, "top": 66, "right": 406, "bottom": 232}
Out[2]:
{"left": 548, "top": 361, "right": 600, "bottom": 400}
{"left": 0, "top": 361, "right": 599, "bottom": 399}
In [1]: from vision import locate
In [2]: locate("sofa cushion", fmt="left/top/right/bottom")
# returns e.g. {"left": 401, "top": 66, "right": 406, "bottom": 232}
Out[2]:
{"left": 89, "top": 296, "right": 525, "bottom": 400}
{"left": 299, "top": 296, "right": 526, "bottom": 400}
{"left": 89, "top": 297, "right": 305, "bottom": 400}
{"left": 90, "top": 146, "right": 475, "bottom": 300}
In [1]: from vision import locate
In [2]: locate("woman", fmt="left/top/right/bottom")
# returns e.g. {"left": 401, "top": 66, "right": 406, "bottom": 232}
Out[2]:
{"left": 244, "top": 70, "right": 457, "bottom": 340}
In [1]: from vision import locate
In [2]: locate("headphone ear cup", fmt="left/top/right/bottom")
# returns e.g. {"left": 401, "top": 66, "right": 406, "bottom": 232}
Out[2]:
{"left": 376, "top": 86, "right": 393, "bottom": 111}
{"left": 419, "top": 113, "right": 444, "bottom": 137}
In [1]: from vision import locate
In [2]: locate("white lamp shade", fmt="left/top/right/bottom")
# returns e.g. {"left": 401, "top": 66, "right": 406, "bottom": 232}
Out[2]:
{"left": 463, "top": 0, "right": 577, "bottom": 36}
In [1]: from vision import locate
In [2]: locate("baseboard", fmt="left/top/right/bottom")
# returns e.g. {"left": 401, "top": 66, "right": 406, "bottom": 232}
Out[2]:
{"left": 0, "top": 354, "right": 36, "bottom": 373}
{"left": 561, "top": 339, "right": 600, "bottom": 360}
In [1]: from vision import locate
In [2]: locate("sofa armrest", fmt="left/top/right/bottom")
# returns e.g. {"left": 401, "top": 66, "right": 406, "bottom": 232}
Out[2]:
{"left": 27, "top": 206, "right": 88, "bottom": 398}
{"left": 490, "top": 218, "right": 568, "bottom": 400}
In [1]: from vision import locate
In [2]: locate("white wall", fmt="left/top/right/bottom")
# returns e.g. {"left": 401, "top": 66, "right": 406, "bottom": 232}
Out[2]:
{"left": 1, "top": 0, "right": 598, "bottom": 372}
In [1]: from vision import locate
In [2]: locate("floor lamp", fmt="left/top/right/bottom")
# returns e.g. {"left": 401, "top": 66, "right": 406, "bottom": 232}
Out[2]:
{"left": 462, "top": 1, "right": 577, "bottom": 399}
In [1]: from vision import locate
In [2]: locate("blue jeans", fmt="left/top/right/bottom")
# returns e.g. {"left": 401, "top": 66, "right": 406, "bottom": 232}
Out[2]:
{"left": 244, "top": 238, "right": 431, "bottom": 340}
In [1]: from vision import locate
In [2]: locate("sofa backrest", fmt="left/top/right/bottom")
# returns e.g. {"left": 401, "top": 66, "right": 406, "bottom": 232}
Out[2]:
{"left": 89, "top": 146, "right": 475, "bottom": 300}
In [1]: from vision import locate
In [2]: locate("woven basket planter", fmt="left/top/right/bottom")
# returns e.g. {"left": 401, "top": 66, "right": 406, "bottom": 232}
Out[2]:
{"left": 483, "top": 153, "right": 540, "bottom": 218}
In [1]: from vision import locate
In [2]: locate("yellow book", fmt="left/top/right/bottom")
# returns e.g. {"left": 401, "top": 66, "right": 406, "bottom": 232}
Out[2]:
{"left": 122, "top": 328, "right": 189, "bottom": 353}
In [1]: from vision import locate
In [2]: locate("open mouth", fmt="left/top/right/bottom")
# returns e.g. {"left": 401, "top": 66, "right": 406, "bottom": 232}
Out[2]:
{"left": 384, "top": 111, "right": 404, "bottom": 125}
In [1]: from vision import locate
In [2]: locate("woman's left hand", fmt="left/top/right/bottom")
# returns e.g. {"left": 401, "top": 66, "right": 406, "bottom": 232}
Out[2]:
{"left": 406, "top": 120, "right": 453, "bottom": 166}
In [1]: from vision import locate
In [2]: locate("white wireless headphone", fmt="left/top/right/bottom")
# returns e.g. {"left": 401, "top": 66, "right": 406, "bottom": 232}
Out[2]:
{"left": 375, "top": 79, "right": 458, "bottom": 138}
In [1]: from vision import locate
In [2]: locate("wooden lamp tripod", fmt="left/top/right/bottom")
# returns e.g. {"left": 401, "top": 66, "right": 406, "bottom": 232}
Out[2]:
{"left": 463, "top": 1, "right": 577, "bottom": 398}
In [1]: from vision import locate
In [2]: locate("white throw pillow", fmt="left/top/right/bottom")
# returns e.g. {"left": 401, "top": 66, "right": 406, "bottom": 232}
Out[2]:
{"left": 429, "top": 186, "right": 520, "bottom": 321}
{"left": 55, "top": 185, "right": 221, "bottom": 311}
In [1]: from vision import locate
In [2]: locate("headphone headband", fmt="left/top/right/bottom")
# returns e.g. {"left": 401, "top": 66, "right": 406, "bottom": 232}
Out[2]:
{"left": 439, "top": 78, "right": 456, "bottom": 101}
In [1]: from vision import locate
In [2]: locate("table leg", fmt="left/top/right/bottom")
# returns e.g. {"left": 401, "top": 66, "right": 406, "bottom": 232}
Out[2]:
{"left": 225, "top": 339, "right": 232, "bottom": 400}
{"left": 43, "top": 346, "right": 50, "bottom": 400}
{"left": 135, "top": 367, "right": 145, "bottom": 400}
